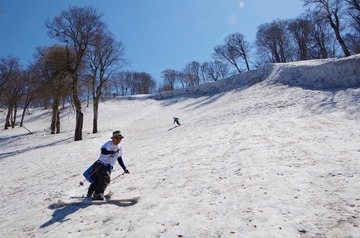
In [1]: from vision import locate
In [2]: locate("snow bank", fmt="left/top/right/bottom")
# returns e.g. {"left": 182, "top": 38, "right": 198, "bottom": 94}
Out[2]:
{"left": 271, "top": 54, "right": 360, "bottom": 89}
{"left": 159, "top": 54, "right": 360, "bottom": 99}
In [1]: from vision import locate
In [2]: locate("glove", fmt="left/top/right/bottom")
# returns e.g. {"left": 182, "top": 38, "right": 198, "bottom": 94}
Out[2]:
{"left": 124, "top": 169, "right": 130, "bottom": 174}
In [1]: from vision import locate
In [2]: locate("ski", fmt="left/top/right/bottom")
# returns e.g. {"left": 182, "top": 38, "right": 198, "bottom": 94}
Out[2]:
{"left": 48, "top": 193, "right": 140, "bottom": 209}
{"left": 69, "top": 191, "right": 113, "bottom": 200}
{"left": 89, "top": 196, "right": 141, "bottom": 205}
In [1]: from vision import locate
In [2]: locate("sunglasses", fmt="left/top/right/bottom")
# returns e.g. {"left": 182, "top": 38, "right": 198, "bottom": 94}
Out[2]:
{"left": 113, "top": 136, "right": 123, "bottom": 140}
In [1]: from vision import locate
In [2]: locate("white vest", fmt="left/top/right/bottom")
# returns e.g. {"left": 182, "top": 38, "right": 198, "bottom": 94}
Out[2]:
{"left": 97, "top": 141, "right": 123, "bottom": 169}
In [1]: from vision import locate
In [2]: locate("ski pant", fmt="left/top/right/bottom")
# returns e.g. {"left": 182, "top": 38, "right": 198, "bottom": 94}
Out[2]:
{"left": 87, "top": 162, "right": 111, "bottom": 195}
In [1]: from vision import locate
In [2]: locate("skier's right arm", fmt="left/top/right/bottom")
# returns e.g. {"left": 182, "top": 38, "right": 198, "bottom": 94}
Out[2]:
{"left": 101, "top": 148, "right": 113, "bottom": 155}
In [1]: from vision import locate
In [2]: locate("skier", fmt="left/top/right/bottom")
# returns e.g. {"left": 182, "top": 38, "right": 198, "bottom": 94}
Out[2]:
{"left": 86, "top": 130, "right": 130, "bottom": 200}
{"left": 173, "top": 117, "right": 180, "bottom": 126}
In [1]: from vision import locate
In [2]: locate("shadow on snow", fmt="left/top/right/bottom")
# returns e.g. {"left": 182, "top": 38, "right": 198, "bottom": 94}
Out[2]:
{"left": 40, "top": 198, "right": 139, "bottom": 229}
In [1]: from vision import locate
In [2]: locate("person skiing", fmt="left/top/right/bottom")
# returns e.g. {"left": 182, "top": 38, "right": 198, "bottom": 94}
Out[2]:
{"left": 85, "top": 130, "right": 130, "bottom": 200}
{"left": 173, "top": 117, "right": 180, "bottom": 126}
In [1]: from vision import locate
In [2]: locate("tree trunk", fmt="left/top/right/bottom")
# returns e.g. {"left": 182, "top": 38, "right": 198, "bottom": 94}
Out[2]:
{"left": 334, "top": 27, "right": 351, "bottom": 56}
{"left": 75, "top": 110, "right": 83, "bottom": 141}
{"left": 56, "top": 110, "right": 60, "bottom": 134}
{"left": 11, "top": 103, "right": 17, "bottom": 128}
{"left": 72, "top": 74, "right": 83, "bottom": 141}
{"left": 50, "top": 100, "right": 59, "bottom": 134}
{"left": 233, "top": 61, "right": 242, "bottom": 74}
{"left": 243, "top": 53, "right": 251, "bottom": 71}
{"left": 93, "top": 97, "right": 99, "bottom": 133}
{"left": 325, "top": 7, "right": 351, "bottom": 56}
{"left": 20, "top": 97, "right": 31, "bottom": 127}
{"left": 4, "top": 106, "right": 11, "bottom": 130}
{"left": 20, "top": 107, "right": 26, "bottom": 127}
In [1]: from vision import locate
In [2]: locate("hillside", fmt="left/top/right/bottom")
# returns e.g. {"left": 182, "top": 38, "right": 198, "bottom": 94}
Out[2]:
{"left": 0, "top": 55, "right": 360, "bottom": 238}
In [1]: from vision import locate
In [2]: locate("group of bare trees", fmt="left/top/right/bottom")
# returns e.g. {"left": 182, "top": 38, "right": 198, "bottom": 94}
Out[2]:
{"left": 32, "top": 45, "right": 72, "bottom": 134}
{"left": 44, "top": 6, "right": 129, "bottom": 140}
{"left": 255, "top": 0, "right": 359, "bottom": 63}
{"left": 159, "top": 0, "right": 360, "bottom": 90}
{"left": 1, "top": 6, "right": 124, "bottom": 140}
{"left": 159, "top": 60, "right": 231, "bottom": 91}
{"left": 1, "top": 1, "right": 359, "bottom": 141}
{"left": 108, "top": 71, "right": 156, "bottom": 96}
{"left": 0, "top": 6, "right": 158, "bottom": 140}
{"left": 1, "top": 56, "right": 26, "bottom": 130}
{"left": 0, "top": 6, "right": 159, "bottom": 135}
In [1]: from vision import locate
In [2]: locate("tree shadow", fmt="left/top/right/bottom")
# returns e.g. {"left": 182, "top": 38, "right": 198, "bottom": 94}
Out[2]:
{"left": 40, "top": 198, "right": 139, "bottom": 229}
{"left": 0, "top": 133, "right": 72, "bottom": 160}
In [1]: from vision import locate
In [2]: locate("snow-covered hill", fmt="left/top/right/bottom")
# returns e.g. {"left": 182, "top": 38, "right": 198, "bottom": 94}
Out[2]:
{"left": 1, "top": 55, "right": 360, "bottom": 238}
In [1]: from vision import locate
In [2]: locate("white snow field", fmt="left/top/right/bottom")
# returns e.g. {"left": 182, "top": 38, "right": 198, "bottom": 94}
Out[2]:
{"left": 0, "top": 55, "right": 360, "bottom": 238}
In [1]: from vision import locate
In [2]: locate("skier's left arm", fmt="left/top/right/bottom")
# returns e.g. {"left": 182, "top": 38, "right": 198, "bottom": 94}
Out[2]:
{"left": 117, "top": 156, "right": 130, "bottom": 174}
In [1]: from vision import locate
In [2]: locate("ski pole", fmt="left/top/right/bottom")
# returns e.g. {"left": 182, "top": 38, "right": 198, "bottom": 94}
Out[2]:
{"left": 111, "top": 172, "right": 125, "bottom": 183}
{"left": 79, "top": 165, "right": 100, "bottom": 186}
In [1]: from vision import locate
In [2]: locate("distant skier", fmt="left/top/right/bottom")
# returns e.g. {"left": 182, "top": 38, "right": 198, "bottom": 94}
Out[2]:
{"left": 173, "top": 117, "right": 180, "bottom": 126}
{"left": 83, "top": 130, "right": 130, "bottom": 200}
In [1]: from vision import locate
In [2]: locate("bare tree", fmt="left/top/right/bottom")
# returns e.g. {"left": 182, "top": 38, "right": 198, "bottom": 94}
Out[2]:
{"left": 255, "top": 19, "right": 293, "bottom": 63}
{"left": 86, "top": 31, "right": 126, "bottom": 133}
{"left": 112, "top": 71, "right": 132, "bottom": 96}
{"left": 183, "top": 61, "right": 201, "bottom": 87}
{"left": 344, "top": 33, "right": 360, "bottom": 54}
{"left": 225, "top": 33, "right": 252, "bottom": 71}
{"left": 201, "top": 61, "right": 230, "bottom": 82}
{"left": 32, "top": 45, "right": 71, "bottom": 134}
{"left": 199, "top": 62, "right": 210, "bottom": 84}
{"left": 1, "top": 59, "right": 23, "bottom": 129}
{"left": 344, "top": 0, "right": 360, "bottom": 54}
{"left": 288, "top": 17, "right": 313, "bottom": 60}
{"left": 176, "top": 72, "right": 187, "bottom": 89}
{"left": 345, "top": 0, "right": 360, "bottom": 31}
{"left": 46, "top": 6, "right": 106, "bottom": 141}
{"left": 161, "top": 69, "right": 178, "bottom": 90}
{"left": 0, "top": 56, "right": 23, "bottom": 129}
{"left": 216, "top": 61, "right": 231, "bottom": 79}
{"left": 303, "top": 0, "right": 351, "bottom": 56}
{"left": 130, "top": 72, "right": 156, "bottom": 94}
{"left": 19, "top": 69, "right": 39, "bottom": 128}
{"left": 213, "top": 44, "right": 241, "bottom": 74}
{"left": 306, "top": 11, "right": 337, "bottom": 58}
{"left": 0, "top": 56, "right": 19, "bottom": 98}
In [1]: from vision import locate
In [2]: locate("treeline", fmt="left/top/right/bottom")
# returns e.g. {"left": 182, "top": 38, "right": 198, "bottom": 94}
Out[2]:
{"left": 159, "top": 0, "right": 360, "bottom": 91}
{"left": 1, "top": 1, "right": 359, "bottom": 140}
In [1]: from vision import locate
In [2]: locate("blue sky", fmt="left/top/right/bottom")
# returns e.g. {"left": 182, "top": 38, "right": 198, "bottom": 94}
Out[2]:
{"left": 0, "top": 0, "right": 304, "bottom": 83}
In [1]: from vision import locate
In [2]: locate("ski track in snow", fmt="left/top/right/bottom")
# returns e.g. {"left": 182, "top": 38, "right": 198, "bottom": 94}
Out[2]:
{"left": 0, "top": 56, "right": 360, "bottom": 237}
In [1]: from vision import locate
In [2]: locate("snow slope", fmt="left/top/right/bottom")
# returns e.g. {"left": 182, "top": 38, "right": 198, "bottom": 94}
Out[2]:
{"left": 0, "top": 55, "right": 360, "bottom": 238}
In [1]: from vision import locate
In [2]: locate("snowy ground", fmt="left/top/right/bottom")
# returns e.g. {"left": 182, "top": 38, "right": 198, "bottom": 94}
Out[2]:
{"left": 0, "top": 55, "right": 360, "bottom": 237}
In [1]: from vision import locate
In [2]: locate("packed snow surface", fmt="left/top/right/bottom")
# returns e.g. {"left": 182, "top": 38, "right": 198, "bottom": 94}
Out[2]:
{"left": 1, "top": 55, "right": 360, "bottom": 237}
